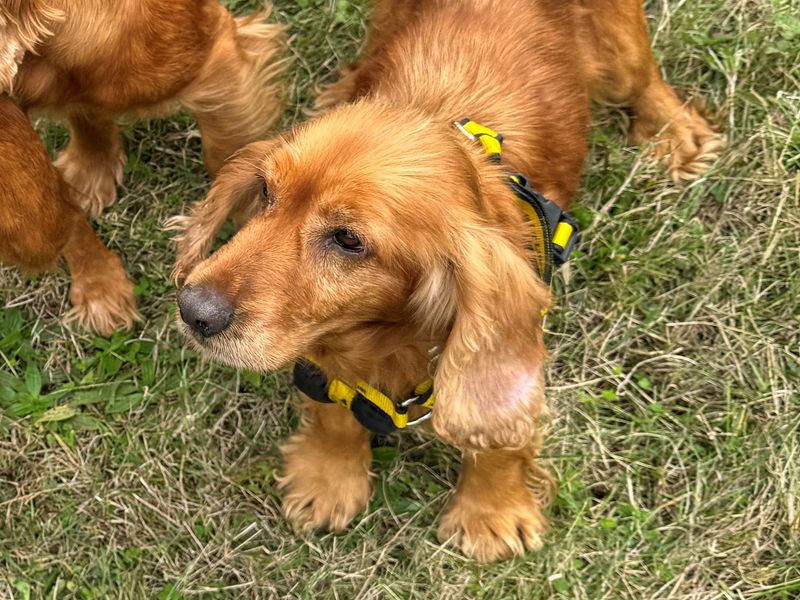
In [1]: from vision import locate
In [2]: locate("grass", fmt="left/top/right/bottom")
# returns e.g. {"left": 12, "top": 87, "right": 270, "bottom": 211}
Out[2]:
{"left": 1, "top": 0, "right": 798, "bottom": 598}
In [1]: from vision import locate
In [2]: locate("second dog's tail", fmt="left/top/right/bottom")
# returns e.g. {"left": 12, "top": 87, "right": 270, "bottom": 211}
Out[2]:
{"left": 181, "top": 4, "right": 288, "bottom": 173}
{"left": 231, "top": 9, "right": 288, "bottom": 135}
{"left": 1, "top": 0, "right": 64, "bottom": 93}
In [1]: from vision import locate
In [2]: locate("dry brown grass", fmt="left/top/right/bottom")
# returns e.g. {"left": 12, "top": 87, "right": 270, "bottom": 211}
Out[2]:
{"left": 1, "top": 0, "right": 798, "bottom": 598}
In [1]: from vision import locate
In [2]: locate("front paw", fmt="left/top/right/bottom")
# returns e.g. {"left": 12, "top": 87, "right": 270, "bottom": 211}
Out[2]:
{"left": 438, "top": 485, "right": 546, "bottom": 563}
{"left": 278, "top": 434, "right": 373, "bottom": 532}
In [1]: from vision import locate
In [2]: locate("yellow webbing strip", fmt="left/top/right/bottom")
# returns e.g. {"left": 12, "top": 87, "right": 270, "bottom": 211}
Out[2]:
{"left": 513, "top": 196, "right": 549, "bottom": 276}
{"left": 328, "top": 377, "right": 435, "bottom": 428}
{"left": 413, "top": 380, "right": 436, "bottom": 409}
{"left": 456, "top": 120, "right": 504, "bottom": 157}
{"left": 304, "top": 358, "right": 434, "bottom": 430}
{"left": 355, "top": 382, "right": 410, "bottom": 428}
{"left": 328, "top": 379, "right": 357, "bottom": 409}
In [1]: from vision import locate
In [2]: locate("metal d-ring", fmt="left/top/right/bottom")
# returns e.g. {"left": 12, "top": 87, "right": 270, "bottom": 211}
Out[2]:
{"left": 400, "top": 395, "right": 433, "bottom": 427}
{"left": 400, "top": 395, "right": 420, "bottom": 408}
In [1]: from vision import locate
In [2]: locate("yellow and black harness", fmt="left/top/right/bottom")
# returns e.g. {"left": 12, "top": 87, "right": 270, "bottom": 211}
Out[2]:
{"left": 293, "top": 119, "right": 579, "bottom": 435}
{"left": 293, "top": 358, "right": 436, "bottom": 435}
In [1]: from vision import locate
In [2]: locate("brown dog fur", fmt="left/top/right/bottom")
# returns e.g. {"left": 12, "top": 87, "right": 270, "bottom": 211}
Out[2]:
{"left": 3, "top": 0, "right": 286, "bottom": 216}
{"left": 0, "top": 0, "right": 286, "bottom": 333}
{"left": 0, "top": 94, "right": 137, "bottom": 334}
{"left": 0, "top": 0, "right": 62, "bottom": 93}
{"left": 174, "top": 0, "right": 725, "bottom": 561}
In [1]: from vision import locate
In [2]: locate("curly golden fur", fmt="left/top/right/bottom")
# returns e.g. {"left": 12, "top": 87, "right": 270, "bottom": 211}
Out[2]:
{"left": 0, "top": 0, "right": 62, "bottom": 93}
{"left": 6, "top": 0, "right": 286, "bottom": 216}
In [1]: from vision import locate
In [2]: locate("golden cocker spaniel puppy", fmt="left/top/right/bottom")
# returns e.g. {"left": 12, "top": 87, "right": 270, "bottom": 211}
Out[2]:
{"left": 173, "top": 0, "right": 724, "bottom": 562}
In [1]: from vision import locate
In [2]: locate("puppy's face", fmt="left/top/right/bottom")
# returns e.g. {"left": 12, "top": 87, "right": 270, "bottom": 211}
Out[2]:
{"left": 177, "top": 103, "right": 550, "bottom": 449}
{"left": 178, "top": 104, "right": 468, "bottom": 371}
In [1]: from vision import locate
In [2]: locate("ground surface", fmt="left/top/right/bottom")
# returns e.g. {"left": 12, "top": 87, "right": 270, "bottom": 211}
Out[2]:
{"left": 1, "top": 0, "right": 798, "bottom": 598}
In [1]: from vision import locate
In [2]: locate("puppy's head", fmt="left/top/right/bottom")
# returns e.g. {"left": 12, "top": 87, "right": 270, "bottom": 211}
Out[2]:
{"left": 176, "top": 102, "right": 550, "bottom": 449}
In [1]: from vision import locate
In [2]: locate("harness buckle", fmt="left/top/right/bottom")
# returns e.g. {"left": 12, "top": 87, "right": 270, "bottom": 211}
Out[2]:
{"left": 510, "top": 173, "right": 580, "bottom": 269}
{"left": 455, "top": 118, "right": 581, "bottom": 281}
{"left": 551, "top": 212, "right": 580, "bottom": 266}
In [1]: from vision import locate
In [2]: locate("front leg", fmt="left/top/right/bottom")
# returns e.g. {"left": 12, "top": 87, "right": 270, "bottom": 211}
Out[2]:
{"left": 278, "top": 398, "right": 373, "bottom": 532}
{"left": 438, "top": 446, "right": 552, "bottom": 563}
{"left": 53, "top": 109, "right": 125, "bottom": 217}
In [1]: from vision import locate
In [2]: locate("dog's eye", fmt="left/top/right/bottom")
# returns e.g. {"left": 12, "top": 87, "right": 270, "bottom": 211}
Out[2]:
{"left": 332, "top": 228, "right": 364, "bottom": 254}
{"left": 260, "top": 180, "right": 273, "bottom": 205}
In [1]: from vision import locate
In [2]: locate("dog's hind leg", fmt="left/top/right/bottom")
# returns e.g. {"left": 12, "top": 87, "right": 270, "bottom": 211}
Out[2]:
{"left": 313, "top": 0, "right": 418, "bottom": 114}
{"left": 575, "top": 0, "right": 725, "bottom": 181}
{"left": 53, "top": 108, "right": 126, "bottom": 217}
{"left": 312, "top": 65, "right": 363, "bottom": 115}
{"left": 62, "top": 215, "right": 139, "bottom": 336}
{"left": 180, "top": 9, "right": 287, "bottom": 175}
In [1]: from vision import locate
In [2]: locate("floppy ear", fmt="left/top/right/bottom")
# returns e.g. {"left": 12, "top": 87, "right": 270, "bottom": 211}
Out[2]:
{"left": 430, "top": 223, "right": 551, "bottom": 451}
{"left": 168, "top": 140, "right": 274, "bottom": 283}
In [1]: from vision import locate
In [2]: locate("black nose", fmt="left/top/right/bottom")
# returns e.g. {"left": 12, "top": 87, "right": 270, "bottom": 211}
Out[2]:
{"left": 178, "top": 284, "right": 234, "bottom": 338}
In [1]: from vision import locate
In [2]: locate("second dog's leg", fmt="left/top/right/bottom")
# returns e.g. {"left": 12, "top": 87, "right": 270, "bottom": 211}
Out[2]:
{"left": 54, "top": 109, "right": 126, "bottom": 217}
{"left": 438, "top": 446, "right": 551, "bottom": 563}
{"left": 279, "top": 398, "right": 373, "bottom": 532}
{"left": 180, "top": 12, "right": 286, "bottom": 175}
{"left": 576, "top": 0, "right": 725, "bottom": 181}
{"left": 313, "top": 0, "right": 416, "bottom": 114}
{"left": 62, "top": 216, "right": 139, "bottom": 336}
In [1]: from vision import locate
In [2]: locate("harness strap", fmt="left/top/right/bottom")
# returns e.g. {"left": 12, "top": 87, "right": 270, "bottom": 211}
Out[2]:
{"left": 454, "top": 119, "right": 504, "bottom": 162}
{"left": 455, "top": 118, "right": 579, "bottom": 284}
{"left": 293, "top": 359, "right": 435, "bottom": 435}
{"left": 293, "top": 119, "right": 580, "bottom": 435}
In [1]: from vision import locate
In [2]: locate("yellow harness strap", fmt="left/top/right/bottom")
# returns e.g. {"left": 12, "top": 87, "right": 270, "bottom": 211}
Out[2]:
{"left": 294, "top": 358, "right": 435, "bottom": 434}
{"left": 329, "top": 376, "right": 435, "bottom": 430}
{"left": 510, "top": 174, "right": 551, "bottom": 280}
{"left": 455, "top": 119, "right": 504, "bottom": 160}
{"left": 455, "top": 118, "right": 579, "bottom": 285}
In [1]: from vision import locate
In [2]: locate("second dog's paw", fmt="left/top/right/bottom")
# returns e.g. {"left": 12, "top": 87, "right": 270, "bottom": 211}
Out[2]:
{"left": 55, "top": 146, "right": 125, "bottom": 217}
{"left": 65, "top": 252, "right": 139, "bottom": 336}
